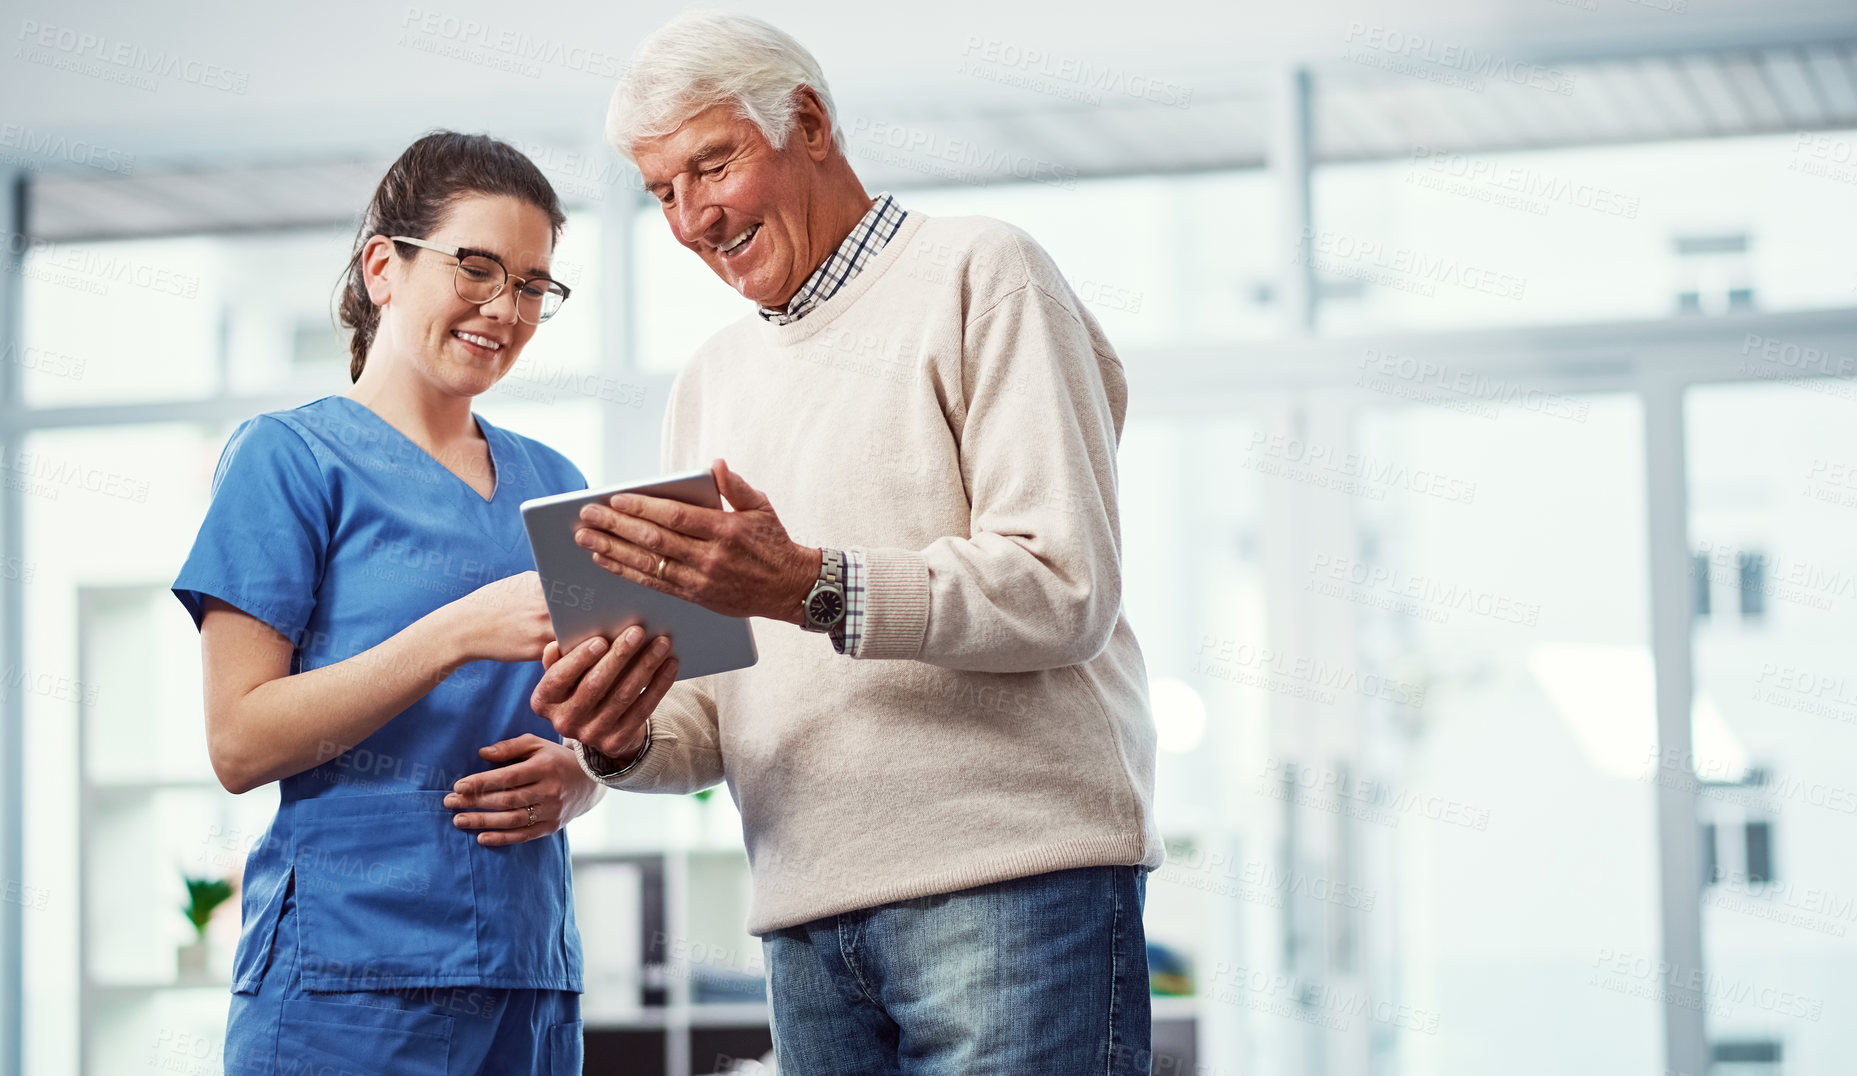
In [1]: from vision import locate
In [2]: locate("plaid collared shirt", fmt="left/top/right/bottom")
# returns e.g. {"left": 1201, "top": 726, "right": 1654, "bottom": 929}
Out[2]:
{"left": 757, "top": 192, "right": 906, "bottom": 327}
{"left": 756, "top": 193, "right": 904, "bottom": 655}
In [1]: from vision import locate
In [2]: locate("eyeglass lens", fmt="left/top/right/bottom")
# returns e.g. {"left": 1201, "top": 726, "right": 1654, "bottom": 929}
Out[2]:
{"left": 452, "top": 255, "right": 567, "bottom": 323}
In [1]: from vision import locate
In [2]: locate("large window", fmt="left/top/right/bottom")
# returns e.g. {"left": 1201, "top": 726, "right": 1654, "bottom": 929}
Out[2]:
{"left": 1312, "top": 131, "right": 1857, "bottom": 335}
{"left": 1686, "top": 381, "right": 1857, "bottom": 1070}
{"left": 1346, "top": 395, "right": 1661, "bottom": 1074}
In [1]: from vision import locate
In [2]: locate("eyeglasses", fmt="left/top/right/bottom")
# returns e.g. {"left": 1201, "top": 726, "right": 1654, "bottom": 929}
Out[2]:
{"left": 389, "top": 235, "right": 571, "bottom": 325}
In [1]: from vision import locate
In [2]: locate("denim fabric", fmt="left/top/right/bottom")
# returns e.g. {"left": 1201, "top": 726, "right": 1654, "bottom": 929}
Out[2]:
{"left": 763, "top": 865, "right": 1151, "bottom": 1075}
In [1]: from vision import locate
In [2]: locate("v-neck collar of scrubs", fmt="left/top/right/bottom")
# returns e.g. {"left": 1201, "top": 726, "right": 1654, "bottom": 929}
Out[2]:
{"left": 333, "top": 394, "right": 503, "bottom": 505}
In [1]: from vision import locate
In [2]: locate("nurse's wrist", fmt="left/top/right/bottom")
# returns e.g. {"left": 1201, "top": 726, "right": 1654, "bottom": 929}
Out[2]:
{"left": 419, "top": 602, "right": 482, "bottom": 671}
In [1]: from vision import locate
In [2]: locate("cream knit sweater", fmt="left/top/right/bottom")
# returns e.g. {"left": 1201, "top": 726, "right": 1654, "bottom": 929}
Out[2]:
{"left": 587, "top": 212, "right": 1162, "bottom": 933}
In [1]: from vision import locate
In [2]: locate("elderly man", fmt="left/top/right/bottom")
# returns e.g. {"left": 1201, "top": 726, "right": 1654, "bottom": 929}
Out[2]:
{"left": 532, "top": 11, "right": 1161, "bottom": 1072}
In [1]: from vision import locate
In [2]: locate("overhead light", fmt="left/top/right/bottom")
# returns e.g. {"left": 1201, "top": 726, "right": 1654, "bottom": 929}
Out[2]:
{"left": 1151, "top": 677, "right": 1207, "bottom": 753}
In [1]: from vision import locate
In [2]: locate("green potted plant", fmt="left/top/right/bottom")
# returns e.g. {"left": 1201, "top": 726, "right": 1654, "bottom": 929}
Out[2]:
{"left": 178, "top": 873, "right": 235, "bottom": 979}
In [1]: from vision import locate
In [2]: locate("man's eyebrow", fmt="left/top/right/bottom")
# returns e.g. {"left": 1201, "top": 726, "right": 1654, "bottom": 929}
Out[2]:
{"left": 643, "top": 140, "right": 736, "bottom": 196}
{"left": 686, "top": 140, "right": 731, "bottom": 167}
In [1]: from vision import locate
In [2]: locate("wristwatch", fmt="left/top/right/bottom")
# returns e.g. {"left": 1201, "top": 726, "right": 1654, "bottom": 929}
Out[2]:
{"left": 800, "top": 548, "right": 846, "bottom": 633}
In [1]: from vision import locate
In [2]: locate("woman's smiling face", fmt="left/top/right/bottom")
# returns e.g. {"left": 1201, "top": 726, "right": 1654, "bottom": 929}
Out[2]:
{"left": 369, "top": 192, "right": 556, "bottom": 399}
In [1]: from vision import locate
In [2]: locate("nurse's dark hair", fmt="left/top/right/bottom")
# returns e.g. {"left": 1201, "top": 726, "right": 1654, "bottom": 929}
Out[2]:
{"left": 338, "top": 131, "right": 566, "bottom": 383}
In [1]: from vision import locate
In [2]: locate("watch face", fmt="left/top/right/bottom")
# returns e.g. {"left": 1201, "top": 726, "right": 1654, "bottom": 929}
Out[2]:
{"left": 809, "top": 590, "right": 844, "bottom": 626}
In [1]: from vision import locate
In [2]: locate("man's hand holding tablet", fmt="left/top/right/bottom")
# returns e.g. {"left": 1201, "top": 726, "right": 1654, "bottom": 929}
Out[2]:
{"left": 572, "top": 458, "right": 822, "bottom": 624}
{"left": 531, "top": 629, "right": 672, "bottom": 764}
{"left": 528, "top": 459, "right": 815, "bottom": 772}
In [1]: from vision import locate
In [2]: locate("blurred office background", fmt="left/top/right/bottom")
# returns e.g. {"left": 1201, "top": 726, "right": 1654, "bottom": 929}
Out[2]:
{"left": 3, "top": 1, "right": 1857, "bottom": 1074}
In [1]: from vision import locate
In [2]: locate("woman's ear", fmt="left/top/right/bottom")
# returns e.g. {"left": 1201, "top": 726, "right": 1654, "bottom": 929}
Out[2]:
{"left": 360, "top": 234, "right": 398, "bottom": 306}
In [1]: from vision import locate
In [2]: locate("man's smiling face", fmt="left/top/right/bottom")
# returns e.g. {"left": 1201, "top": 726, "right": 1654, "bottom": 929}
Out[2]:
{"left": 635, "top": 102, "right": 829, "bottom": 309}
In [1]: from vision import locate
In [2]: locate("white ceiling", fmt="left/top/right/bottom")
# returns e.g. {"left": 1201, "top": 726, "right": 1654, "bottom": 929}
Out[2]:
{"left": 6, "top": 0, "right": 1854, "bottom": 158}
{"left": 9, "top": 0, "right": 1857, "bottom": 238}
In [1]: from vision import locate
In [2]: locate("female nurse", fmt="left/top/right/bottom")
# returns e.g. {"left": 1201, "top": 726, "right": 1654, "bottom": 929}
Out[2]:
{"left": 172, "top": 132, "right": 680, "bottom": 1075}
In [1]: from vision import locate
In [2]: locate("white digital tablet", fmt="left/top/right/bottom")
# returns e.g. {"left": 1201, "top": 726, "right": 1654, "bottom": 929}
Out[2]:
{"left": 520, "top": 469, "right": 758, "bottom": 681}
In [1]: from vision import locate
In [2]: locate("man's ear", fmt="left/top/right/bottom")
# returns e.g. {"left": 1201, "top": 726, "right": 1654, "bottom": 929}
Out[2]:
{"left": 792, "top": 86, "right": 837, "bottom": 163}
{"left": 360, "top": 234, "right": 398, "bottom": 306}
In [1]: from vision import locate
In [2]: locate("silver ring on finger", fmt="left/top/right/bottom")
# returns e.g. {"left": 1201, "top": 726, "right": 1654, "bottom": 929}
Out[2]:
{"left": 525, "top": 804, "right": 538, "bottom": 827}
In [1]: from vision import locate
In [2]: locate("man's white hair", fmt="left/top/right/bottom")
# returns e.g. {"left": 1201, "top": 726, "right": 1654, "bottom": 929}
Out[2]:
{"left": 607, "top": 10, "right": 845, "bottom": 164}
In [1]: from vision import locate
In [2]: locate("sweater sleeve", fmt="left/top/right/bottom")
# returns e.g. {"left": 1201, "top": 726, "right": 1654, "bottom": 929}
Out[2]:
{"left": 853, "top": 276, "right": 1128, "bottom": 673}
{"left": 572, "top": 678, "right": 723, "bottom": 793}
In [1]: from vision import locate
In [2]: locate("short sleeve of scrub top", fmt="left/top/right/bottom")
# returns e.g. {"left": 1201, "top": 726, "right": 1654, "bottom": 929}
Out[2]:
{"left": 174, "top": 414, "right": 329, "bottom": 640}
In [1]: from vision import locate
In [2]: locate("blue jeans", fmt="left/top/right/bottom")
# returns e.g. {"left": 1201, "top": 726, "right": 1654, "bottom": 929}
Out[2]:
{"left": 763, "top": 865, "right": 1151, "bottom": 1075}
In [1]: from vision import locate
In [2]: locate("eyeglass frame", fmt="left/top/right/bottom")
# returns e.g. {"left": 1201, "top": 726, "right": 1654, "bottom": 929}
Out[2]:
{"left": 387, "top": 235, "right": 572, "bottom": 324}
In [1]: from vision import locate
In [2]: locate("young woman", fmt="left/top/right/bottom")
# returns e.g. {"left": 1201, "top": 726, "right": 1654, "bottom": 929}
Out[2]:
{"left": 173, "top": 132, "right": 678, "bottom": 1074}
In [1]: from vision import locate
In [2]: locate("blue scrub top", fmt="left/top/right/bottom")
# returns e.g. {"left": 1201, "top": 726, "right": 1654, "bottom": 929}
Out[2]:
{"left": 174, "top": 395, "right": 587, "bottom": 993}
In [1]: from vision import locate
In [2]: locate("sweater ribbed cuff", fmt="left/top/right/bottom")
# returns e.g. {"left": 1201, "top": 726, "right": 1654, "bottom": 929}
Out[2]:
{"left": 572, "top": 730, "right": 673, "bottom": 790}
{"left": 852, "top": 547, "right": 930, "bottom": 659}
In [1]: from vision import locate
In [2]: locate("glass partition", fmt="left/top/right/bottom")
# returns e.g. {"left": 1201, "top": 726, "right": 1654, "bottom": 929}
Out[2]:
{"left": 1685, "top": 381, "right": 1857, "bottom": 1073}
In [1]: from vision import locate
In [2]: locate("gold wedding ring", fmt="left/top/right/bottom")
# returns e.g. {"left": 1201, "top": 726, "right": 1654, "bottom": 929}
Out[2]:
{"left": 655, "top": 556, "right": 667, "bottom": 579}
{"left": 525, "top": 804, "right": 538, "bottom": 827}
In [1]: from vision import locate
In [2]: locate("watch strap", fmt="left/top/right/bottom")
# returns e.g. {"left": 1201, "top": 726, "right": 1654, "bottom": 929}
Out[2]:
{"left": 576, "top": 720, "right": 652, "bottom": 782}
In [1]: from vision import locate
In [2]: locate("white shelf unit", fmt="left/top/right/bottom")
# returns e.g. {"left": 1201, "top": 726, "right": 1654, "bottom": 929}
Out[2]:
{"left": 76, "top": 585, "right": 262, "bottom": 1076}
{"left": 571, "top": 788, "right": 776, "bottom": 1076}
